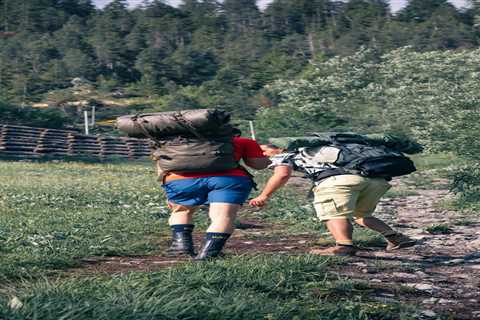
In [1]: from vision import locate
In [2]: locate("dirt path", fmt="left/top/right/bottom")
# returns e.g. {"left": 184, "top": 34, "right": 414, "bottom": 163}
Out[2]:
{"left": 75, "top": 177, "right": 480, "bottom": 319}
{"left": 338, "top": 180, "right": 480, "bottom": 319}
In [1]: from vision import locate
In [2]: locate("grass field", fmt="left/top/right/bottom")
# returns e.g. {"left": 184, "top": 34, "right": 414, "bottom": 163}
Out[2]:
{"left": 0, "top": 158, "right": 450, "bottom": 319}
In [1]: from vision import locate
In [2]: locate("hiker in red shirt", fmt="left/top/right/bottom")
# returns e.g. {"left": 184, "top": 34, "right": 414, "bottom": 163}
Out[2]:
{"left": 162, "top": 134, "right": 270, "bottom": 260}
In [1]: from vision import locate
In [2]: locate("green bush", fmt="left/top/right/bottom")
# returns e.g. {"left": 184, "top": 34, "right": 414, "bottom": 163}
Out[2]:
{"left": 0, "top": 102, "right": 72, "bottom": 129}
{"left": 449, "top": 164, "right": 480, "bottom": 210}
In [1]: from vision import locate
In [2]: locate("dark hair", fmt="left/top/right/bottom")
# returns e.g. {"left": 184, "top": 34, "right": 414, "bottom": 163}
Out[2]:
{"left": 232, "top": 127, "right": 242, "bottom": 137}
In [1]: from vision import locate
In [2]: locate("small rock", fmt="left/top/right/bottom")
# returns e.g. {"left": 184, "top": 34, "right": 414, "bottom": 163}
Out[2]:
{"left": 437, "top": 299, "right": 455, "bottom": 304}
{"left": 406, "top": 283, "right": 435, "bottom": 292}
{"left": 8, "top": 297, "right": 23, "bottom": 310}
{"left": 423, "top": 297, "right": 439, "bottom": 304}
{"left": 443, "top": 258, "right": 465, "bottom": 265}
{"left": 373, "top": 296, "right": 397, "bottom": 303}
{"left": 415, "top": 271, "right": 428, "bottom": 277}
{"left": 351, "top": 262, "right": 367, "bottom": 267}
{"left": 420, "top": 310, "right": 437, "bottom": 318}
{"left": 361, "top": 267, "right": 377, "bottom": 274}
{"left": 392, "top": 272, "right": 417, "bottom": 279}
{"left": 470, "top": 240, "right": 480, "bottom": 249}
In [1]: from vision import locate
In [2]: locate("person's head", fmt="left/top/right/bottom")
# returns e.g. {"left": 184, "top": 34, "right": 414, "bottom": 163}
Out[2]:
{"left": 231, "top": 127, "right": 242, "bottom": 137}
{"left": 260, "top": 144, "right": 285, "bottom": 157}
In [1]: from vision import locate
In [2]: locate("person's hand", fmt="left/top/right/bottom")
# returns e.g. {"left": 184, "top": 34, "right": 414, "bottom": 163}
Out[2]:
{"left": 249, "top": 195, "right": 270, "bottom": 207}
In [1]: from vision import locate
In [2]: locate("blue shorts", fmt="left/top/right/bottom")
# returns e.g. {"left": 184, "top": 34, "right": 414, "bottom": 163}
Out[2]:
{"left": 162, "top": 176, "right": 253, "bottom": 206}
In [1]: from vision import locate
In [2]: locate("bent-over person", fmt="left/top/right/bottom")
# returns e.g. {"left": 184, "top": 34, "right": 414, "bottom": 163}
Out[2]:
{"left": 250, "top": 142, "right": 416, "bottom": 256}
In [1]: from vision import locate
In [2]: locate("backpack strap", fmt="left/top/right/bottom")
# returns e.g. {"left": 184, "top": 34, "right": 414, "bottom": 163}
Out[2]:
{"left": 172, "top": 112, "right": 206, "bottom": 140}
{"left": 131, "top": 114, "right": 163, "bottom": 146}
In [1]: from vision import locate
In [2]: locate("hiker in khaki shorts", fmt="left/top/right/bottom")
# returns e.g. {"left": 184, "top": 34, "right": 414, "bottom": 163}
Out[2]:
{"left": 250, "top": 136, "right": 418, "bottom": 256}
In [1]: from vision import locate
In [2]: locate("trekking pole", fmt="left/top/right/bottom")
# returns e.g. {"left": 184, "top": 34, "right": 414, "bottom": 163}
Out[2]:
{"left": 249, "top": 121, "right": 256, "bottom": 140}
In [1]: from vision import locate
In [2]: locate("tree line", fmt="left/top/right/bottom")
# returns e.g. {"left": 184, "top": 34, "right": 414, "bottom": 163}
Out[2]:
{"left": 0, "top": 0, "right": 478, "bottom": 118}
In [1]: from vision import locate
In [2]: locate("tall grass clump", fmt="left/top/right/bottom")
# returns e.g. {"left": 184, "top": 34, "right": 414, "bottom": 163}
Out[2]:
{"left": 0, "top": 255, "right": 417, "bottom": 320}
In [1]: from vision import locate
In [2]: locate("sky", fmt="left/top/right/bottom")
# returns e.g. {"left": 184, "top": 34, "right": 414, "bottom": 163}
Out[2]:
{"left": 94, "top": 0, "right": 470, "bottom": 12}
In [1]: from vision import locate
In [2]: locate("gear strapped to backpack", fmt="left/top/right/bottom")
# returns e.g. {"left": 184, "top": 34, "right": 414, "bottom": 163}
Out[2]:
{"left": 116, "top": 109, "right": 238, "bottom": 173}
{"left": 272, "top": 132, "right": 419, "bottom": 180}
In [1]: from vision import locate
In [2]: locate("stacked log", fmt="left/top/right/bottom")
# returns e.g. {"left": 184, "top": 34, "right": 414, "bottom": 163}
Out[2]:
{"left": 0, "top": 124, "right": 151, "bottom": 160}
{"left": 0, "top": 125, "right": 43, "bottom": 158}
{"left": 68, "top": 133, "right": 102, "bottom": 157}
{"left": 98, "top": 136, "right": 130, "bottom": 159}
{"left": 122, "top": 137, "right": 151, "bottom": 159}
{"left": 35, "top": 128, "right": 73, "bottom": 156}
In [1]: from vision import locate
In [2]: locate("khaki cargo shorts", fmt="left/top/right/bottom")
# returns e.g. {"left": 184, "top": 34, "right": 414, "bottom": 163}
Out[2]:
{"left": 313, "top": 174, "right": 391, "bottom": 221}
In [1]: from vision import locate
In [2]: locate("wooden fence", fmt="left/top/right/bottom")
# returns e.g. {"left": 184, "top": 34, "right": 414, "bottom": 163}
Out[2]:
{"left": 0, "top": 124, "right": 151, "bottom": 160}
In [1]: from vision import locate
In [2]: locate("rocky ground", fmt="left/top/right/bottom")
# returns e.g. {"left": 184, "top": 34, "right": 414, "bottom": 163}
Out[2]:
{"left": 75, "top": 176, "right": 480, "bottom": 319}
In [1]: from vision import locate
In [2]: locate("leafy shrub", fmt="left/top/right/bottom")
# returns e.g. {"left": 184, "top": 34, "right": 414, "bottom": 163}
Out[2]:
{"left": 0, "top": 101, "right": 72, "bottom": 129}
{"left": 449, "top": 164, "right": 480, "bottom": 210}
{"left": 260, "top": 47, "right": 480, "bottom": 209}
{"left": 425, "top": 224, "right": 453, "bottom": 235}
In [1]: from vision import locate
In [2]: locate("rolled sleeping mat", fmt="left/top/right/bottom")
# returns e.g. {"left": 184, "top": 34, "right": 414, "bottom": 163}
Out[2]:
{"left": 116, "top": 109, "right": 233, "bottom": 139}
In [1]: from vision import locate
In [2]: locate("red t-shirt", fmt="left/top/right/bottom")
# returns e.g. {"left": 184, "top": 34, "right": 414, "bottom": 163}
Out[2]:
{"left": 165, "top": 137, "right": 265, "bottom": 182}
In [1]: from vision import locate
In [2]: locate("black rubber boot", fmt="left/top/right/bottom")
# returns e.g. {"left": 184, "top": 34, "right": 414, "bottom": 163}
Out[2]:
{"left": 194, "top": 233, "right": 231, "bottom": 261}
{"left": 166, "top": 224, "right": 195, "bottom": 256}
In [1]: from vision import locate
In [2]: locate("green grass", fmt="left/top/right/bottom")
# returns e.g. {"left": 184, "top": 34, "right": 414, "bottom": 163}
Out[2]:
{"left": 411, "top": 153, "right": 456, "bottom": 171}
{"left": 424, "top": 224, "right": 453, "bottom": 235}
{"left": 0, "top": 255, "right": 418, "bottom": 320}
{"left": 384, "top": 189, "right": 418, "bottom": 198}
{"left": 0, "top": 160, "right": 181, "bottom": 280}
{"left": 0, "top": 159, "right": 449, "bottom": 319}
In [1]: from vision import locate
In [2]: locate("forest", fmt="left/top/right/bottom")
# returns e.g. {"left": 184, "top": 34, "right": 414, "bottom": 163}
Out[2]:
{"left": 0, "top": 0, "right": 478, "bottom": 115}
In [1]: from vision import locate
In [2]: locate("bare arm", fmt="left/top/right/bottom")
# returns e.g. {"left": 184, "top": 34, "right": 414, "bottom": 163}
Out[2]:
{"left": 243, "top": 157, "right": 271, "bottom": 170}
{"left": 249, "top": 165, "right": 292, "bottom": 207}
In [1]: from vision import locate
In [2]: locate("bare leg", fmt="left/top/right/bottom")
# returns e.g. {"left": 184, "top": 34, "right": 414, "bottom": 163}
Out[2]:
{"left": 326, "top": 218, "right": 354, "bottom": 245}
{"left": 310, "top": 218, "right": 356, "bottom": 256}
{"left": 168, "top": 203, "right": 198, "bottom": 226}
{"left": 355, "top": 216, "right": 416, "bottom": 250}
{"left": 354, "top": 217, "right": 395, "bottom": 236}
{"left": 195, "top": 203, "right": 241, "bottom": 260}
{"left": 207, "top": 203, "right": 241, "bottom": 234}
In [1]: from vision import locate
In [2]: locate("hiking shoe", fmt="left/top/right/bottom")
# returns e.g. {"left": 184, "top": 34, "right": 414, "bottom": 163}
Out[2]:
{"left": 385, "top": 233, "right": 416, "bottom": 251}
{"left": 309, "top": 245, "right": 357, "bottom": 256}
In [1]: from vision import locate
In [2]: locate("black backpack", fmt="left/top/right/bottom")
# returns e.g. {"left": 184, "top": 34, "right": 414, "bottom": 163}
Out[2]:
{"left": 276, "top": 132, "right": 418, "bottom": 179}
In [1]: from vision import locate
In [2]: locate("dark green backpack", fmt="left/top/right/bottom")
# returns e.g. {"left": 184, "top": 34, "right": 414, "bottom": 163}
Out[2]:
{"left": 151, "top": 136, "right": 237, "bottom": 173}
{"left": 117, "top": 109, "right": 238, "bottom": 173}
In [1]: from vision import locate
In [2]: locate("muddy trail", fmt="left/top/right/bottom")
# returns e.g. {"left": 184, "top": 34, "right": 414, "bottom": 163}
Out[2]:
{"left": 75, "top": 176, "right": 480, "bottom": 319}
